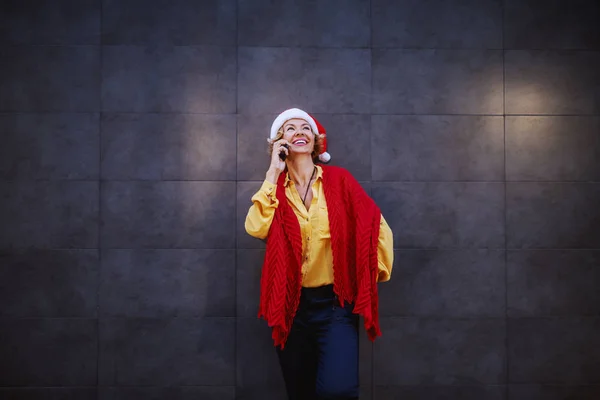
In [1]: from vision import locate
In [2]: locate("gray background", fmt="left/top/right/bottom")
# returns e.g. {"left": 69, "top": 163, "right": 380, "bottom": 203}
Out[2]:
{"left": 1, "top": 0, "right": 599, "bottom": 399}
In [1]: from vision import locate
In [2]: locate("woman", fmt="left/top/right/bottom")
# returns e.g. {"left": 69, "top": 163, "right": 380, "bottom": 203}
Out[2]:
{"left": 244, "top": 108, "right": 394, "bottom": 400}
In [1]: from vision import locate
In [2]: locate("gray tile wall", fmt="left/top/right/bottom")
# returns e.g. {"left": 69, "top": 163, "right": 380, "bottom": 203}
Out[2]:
{"left": 0, "top": 0, "right": 598, "bottom": 399}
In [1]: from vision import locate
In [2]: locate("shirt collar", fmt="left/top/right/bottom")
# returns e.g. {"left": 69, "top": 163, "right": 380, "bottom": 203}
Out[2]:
{"left": 284, "top": 165, "right": 323, "bottom": 187}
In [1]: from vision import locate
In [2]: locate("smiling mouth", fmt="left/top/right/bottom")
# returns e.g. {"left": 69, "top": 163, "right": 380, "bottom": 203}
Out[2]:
{"left": 293, "top": 139, "right": 308, "bottom": 145}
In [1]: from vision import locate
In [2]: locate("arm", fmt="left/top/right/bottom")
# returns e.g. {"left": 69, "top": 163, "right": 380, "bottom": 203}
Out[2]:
{"left": 244, "top": 180, "right": 280, "bottom": 240}
{"left": 340, "top": 166, "right": 394, "bottom": 281}
{"left": 244, "top": 138, "right": 290, "bottom": 239}
{"left": 376, "top": 214, "right": 394, "bottom": 282}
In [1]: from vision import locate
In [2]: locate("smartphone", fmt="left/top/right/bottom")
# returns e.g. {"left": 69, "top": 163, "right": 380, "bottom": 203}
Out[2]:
{"left": 279, "top": 144, "right": 289, "bottom": 161}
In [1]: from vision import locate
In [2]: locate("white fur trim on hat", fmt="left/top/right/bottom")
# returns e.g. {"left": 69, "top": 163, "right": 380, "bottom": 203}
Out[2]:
{"left": 318, "top": 152, "right": 331, "bottom": 163}
{"left": 269, "top": 108, "right": 319, "bottom": 140}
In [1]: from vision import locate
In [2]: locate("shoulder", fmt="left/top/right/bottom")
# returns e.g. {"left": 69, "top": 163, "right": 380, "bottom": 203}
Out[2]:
{"left": 321, "top": 165, "right": 375, "bottom": 208}
{"left": 321, "top": 165, "right": 362, "bottom": 192}
{"left": 321, "top": 165, "right": 354, "bottom": 180}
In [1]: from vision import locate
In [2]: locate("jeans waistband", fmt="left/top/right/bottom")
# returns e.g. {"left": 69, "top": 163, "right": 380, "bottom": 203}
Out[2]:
{"left": 300, "top": 284, "right": 335, "bottom": 301}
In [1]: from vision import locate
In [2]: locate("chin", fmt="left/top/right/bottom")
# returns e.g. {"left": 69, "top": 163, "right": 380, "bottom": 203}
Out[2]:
{"left": 291, "top": 147, "right": 312, "bottom": 155}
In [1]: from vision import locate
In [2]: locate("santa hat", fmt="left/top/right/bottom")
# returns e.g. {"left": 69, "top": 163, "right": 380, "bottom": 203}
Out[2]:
{"left": 269, "top": 108, "right": 331, "bottom": 163}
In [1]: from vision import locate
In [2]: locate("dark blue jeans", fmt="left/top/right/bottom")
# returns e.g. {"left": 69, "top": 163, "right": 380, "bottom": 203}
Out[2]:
{"left": 276, "top": 284, "right": 359, "bottom": 400}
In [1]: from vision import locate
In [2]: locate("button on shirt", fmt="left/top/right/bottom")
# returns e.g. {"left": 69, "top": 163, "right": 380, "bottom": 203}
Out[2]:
{"left": 245, "top": 166, "right": 394, "bottom": 287}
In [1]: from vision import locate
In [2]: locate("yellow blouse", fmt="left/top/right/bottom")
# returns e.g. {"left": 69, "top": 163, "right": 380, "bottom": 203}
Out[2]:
{"left": 244, "top": 166, "right": 394, "bottom": 287}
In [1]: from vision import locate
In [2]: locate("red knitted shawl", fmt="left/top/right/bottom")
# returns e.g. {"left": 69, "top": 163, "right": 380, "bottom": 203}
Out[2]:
{"left": 258, "top": 165, "right": 382, "bottom": 349}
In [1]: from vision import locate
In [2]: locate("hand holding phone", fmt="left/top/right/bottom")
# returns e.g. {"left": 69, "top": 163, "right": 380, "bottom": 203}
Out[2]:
{"left": 267, "top": 140, "right": 289, "bottom": 183}
{"left": 269, "top": 140, "right": 289, "bottom": 175}
{"left": 279, "top": 144, "right": 289, "bottom": 161}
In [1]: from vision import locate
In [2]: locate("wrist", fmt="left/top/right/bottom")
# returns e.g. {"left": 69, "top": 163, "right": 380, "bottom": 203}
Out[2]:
{"left": 265, "top": 168, "right": 281, "bottom": 184}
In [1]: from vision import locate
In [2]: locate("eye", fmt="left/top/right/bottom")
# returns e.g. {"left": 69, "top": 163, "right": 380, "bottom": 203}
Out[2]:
{"left": 303, "top": 126, "right": 310, "bottom": 130}
{"left": 286, "top": 126, "right": 294, "bottom": 131}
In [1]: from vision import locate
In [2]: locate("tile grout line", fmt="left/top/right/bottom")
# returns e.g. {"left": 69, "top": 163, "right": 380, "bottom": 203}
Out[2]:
{"left": 10, "top": 42, "right": 599, "bottom": 51}
{"left": 369, "top": 0, "right": 375, "bottom": 398}
{"left": 6, "top": 247, "right": 600, "bottom": 251}
{"left": 3, "top": 110, "right": 600, "bottom": 116}
{"left": 502, "top": 0, "right": 509, "bottom": 397}
{"left": 2, "top": 315, "right": 600, "bottom": 320}
{"left": 97, "top": 0, "right": 104, "bottom": 394}
{"left": 8, "top": 179, "right": 600, "bottom": 183}
{"left": 234, "top": 0, "right": 239, "bottom": 397}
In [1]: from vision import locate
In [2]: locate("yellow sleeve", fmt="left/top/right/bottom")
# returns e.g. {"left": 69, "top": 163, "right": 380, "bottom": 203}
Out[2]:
{"left": 244, "top": 180, "right": 279, "bottom": 240}
{"left": 376, "top": 214, "right": 394, "bottom": 282}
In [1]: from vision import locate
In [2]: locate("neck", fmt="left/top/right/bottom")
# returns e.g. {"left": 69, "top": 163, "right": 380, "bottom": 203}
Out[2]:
{"left": 286, "top": 155, "right": 316, "bottom": 187}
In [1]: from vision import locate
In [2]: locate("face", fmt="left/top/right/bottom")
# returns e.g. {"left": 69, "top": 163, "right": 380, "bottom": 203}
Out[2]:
{"left": 281, "top": 118, "right": 315, "bottom": 157}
